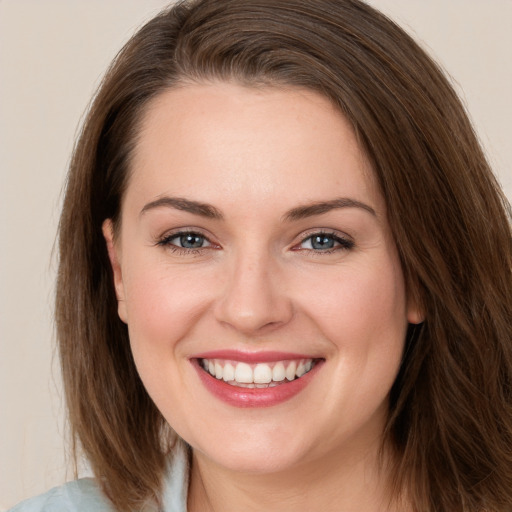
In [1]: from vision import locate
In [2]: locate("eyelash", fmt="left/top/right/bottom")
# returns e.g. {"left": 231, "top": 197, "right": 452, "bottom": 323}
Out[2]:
{"left": 294, "top": 231, "right": 354, "bottom": 254}
{"left": 156, "top": 230, "right": 354, "bottom": 255}
{"left": 156, "top": 230, "right": 213, "bottom": 256}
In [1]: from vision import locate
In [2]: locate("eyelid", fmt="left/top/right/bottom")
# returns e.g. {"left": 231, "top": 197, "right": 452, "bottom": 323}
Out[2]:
{"left": 154, "top": 227, "right": 353, "bottom": 254}
{"left": 155, "top": 226, "right": 209, "bottom": 240}
{"left": 155, "top": 228, "right": 218, "bottom": 249}
{"left": 292, "top": 229, "right": 354, "bottom": 252}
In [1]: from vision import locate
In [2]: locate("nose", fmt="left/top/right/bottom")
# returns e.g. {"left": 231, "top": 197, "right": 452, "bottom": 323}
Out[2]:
{"left": 214, "top": 249, "right": 294, "bottom": 335}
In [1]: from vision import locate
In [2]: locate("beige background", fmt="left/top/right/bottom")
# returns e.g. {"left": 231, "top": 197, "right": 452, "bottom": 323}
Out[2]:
{"left": 1, "top": 1, "right": 511, "bottom": 509}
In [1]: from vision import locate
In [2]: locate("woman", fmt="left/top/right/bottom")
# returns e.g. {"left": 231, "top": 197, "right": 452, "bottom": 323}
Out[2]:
{"left": 10, "top": 0, "right": 512, "bottom": 511}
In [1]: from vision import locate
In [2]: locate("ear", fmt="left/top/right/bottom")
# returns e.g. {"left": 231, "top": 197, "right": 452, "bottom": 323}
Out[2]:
{"left": 102, "top": 219, "right": 128, "bottom": 323}
{"left": 406, "top": 292, "right": 425, "bottom": 325}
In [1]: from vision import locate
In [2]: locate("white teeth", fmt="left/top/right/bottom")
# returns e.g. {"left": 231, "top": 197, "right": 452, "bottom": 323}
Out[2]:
{"left": 253, "top": 363, "right": 272, "bottom": 384}
{"left": 201, "top": 358, "right": 316, "bottom": 386}
{"left": 222, "top": 362, "right": 235, "bottom": 382}
{"left": 234, "top": 362, "right": 253, "bottom": 383}
{"left": 272, "top": 362, "right": 286, "bottom": 382}
{"left": 285, "top": 361, "right": 297, "bottom": 381}
{"left": 228, "top": 381, "right": 284, "bottom": 389}
{"left": 214, "top": 362, "right": 223, "bottom": 379}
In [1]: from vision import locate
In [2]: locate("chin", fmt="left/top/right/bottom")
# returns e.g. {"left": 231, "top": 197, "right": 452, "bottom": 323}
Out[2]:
{"left": 199, "top": 444, "right": 308, "bottom": 475}
{"left": 188, "top": 423, "right": 313, "bottom": 474}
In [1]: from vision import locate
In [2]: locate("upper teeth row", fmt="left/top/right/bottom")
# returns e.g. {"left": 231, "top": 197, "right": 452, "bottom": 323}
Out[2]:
{"left": 201, "top": 359, "right": 314, "bottom": 384}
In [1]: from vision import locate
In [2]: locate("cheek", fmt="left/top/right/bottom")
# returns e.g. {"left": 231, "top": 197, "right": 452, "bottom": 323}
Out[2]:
{"left": 300, "top": 258, "right": 408, "bottom": 428}
{"left": 122, "top": 259, "right": 218, "bottom": 359}
{"left": 297, "top": 257, "right": 408, "bottom": 353}
{"left": 292, "top": 253, "right": 407, "bottom": 396}
{"left": 120, "top": 259, "right": 221, "bottom": 429}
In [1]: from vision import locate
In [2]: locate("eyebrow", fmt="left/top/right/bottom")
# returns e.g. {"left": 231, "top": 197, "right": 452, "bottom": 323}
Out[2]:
{"left": 140, "top": 196, "right": 224, "bottom": 219}
{"left": 282, "top": 198, "right": 376, "bottom": 221}
{"left": 139, "top": 195, "right": 375, "bottom": 221}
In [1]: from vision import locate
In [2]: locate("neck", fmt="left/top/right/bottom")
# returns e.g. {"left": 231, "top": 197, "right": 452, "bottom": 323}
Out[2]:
{"left": 187, "top": 437, "right": 404, "bottom": 512}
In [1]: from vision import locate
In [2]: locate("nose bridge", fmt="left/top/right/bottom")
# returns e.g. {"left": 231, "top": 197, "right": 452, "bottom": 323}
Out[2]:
{"left": 214, "top": 243, "right": 292, "bottom": 334}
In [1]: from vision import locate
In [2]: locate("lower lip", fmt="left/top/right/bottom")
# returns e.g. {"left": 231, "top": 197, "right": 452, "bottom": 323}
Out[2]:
{"left": 192, "top": 359, "right": 323, "bottom": 408}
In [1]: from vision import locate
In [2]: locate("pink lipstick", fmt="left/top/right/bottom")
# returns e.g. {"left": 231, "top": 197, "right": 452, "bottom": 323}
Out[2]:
{"left": 191, "top": 351, "right": 324, "bottom": 408}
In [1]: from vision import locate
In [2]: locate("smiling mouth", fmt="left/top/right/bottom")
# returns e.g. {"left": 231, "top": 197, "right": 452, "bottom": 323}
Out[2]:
{"left": 198, "top": 358, "right": 320, "bottom": 388}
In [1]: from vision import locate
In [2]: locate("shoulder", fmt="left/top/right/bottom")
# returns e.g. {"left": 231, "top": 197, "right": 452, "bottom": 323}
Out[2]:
{"left": 7, "top": 478, "right": 115, "bottom": 512}
{"left": 8, "top": 441, "right": 190, "bottom": 512}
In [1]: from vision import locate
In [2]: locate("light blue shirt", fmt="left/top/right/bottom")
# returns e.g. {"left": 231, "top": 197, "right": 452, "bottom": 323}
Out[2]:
{"left": 8, "top": 442, "right": 189, "bottom": 512}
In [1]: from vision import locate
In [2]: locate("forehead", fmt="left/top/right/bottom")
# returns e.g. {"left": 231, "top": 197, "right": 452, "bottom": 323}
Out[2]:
{"left": 126, "top": 82, "right": 383, "bottom": 217}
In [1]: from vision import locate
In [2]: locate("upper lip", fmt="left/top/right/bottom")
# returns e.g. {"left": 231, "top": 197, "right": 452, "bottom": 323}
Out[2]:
{"left": 191, "top": 350, "right": 322, "bottom": 364}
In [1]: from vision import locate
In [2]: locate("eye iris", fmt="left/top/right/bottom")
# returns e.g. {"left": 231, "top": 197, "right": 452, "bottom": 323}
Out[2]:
{"left": 311, "top": 235, "right": 335, "bottom": 250}
{"left": 180, "top": 234, "right": 204, "bottom": 248}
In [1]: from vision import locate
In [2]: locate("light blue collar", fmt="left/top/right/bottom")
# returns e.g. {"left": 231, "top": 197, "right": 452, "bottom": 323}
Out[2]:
{"left": 161, "top": 440, "right": 190, "bottom": 512}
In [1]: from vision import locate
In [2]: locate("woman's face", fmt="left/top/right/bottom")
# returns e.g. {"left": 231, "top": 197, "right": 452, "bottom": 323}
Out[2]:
{"left": 104, "top": 83, "right": 421, "bottom": 474}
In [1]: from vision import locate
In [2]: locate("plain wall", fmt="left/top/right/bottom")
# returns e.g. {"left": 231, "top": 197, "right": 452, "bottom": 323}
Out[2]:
{"left": 1, "top": 1, "right": 511, "bottom": 509}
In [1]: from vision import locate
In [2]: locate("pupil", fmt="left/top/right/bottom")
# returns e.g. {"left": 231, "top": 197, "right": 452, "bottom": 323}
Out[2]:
{"left": 180, "top": 234, "right": 203, "bottom": 248}
{"left": 312, "top": 235, "right": 334, "bottom": 250}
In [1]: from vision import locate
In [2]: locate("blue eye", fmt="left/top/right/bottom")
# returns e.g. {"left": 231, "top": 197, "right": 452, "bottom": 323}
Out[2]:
{"left": 177, "top": 233, "right": 209, "bottom": 249}
{"left": 158, "top": 232, "right": 211, "bottom": 250}
{"left": 300, "top": 232, "right": 353, "bottom": 252}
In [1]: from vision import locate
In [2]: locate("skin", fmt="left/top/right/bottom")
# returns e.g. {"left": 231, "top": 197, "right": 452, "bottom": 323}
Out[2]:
{"left": 103, "top": 82, "right": 422, "bottom": 511}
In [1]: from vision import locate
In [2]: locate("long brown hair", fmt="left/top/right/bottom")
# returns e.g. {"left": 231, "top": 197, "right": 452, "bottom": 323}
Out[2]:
{"left": 56, "top": 0, "right": 512, "bottom": 510}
